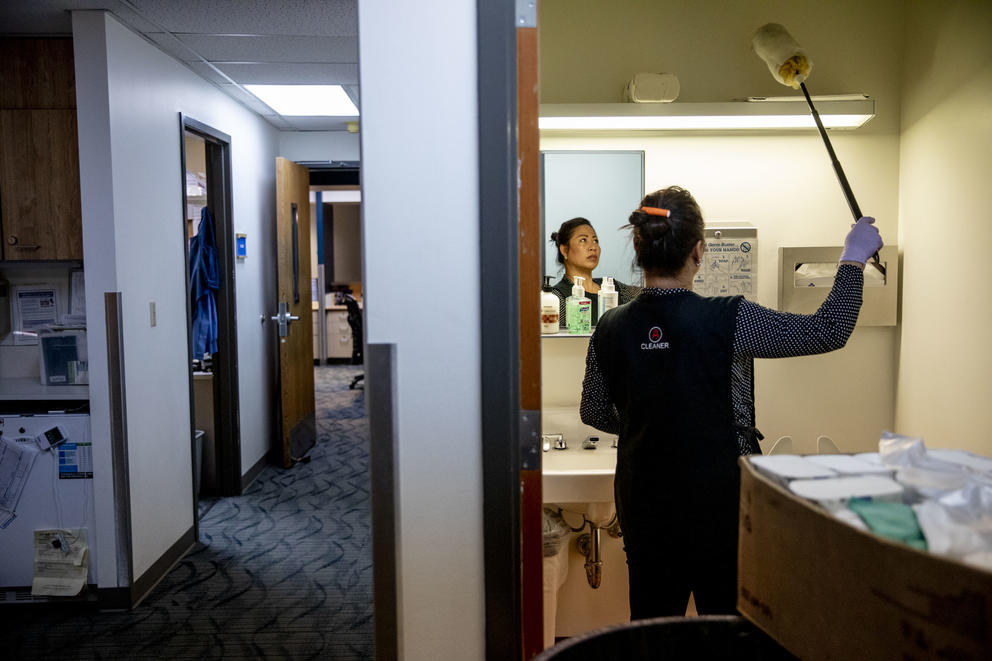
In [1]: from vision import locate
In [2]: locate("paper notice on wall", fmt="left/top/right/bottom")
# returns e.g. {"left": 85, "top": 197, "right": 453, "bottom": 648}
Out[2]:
{"left": 0, "top": 437, "right": 38, "bottom": 529}
{"left": 12, "top": 287, "right": 58, "bottom": 345}
{"left": 694, "top": 237, "right": 757, "bottom": 299}
{"left": 32, "top": 528, "right": 89, "bottom": 597}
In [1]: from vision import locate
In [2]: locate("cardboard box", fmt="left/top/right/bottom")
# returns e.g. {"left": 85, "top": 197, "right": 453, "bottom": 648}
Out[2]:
{"left": 738, "top": 456, "right": 992, "bottom": 660}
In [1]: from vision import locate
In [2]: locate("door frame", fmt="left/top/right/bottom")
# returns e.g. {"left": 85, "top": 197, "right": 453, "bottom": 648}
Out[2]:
{"left": 478, "top": 0, "right": 534, "bottom": 658}
{"left": 179, "top": 114, "right": 243, "bottom": 505}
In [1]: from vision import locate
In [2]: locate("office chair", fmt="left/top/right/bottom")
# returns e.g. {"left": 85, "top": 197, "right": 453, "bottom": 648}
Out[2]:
{"left": 344, "top": 295, "right": 364, "bottom": 390}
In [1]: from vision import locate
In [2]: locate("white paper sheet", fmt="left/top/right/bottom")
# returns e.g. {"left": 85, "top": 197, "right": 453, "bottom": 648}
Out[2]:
{"left": 12, "top": 287, "right": 58, "bottom": 346}
{"left": 0, "top": 437, "right": 38, "bottom": 528}
{"left": 32, "top": 528, "right": 89, "bottom": 597}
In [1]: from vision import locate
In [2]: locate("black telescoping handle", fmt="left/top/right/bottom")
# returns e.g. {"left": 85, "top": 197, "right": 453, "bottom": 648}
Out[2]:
{"left": 799, "top": 81, "right": 884, "bottom": 275}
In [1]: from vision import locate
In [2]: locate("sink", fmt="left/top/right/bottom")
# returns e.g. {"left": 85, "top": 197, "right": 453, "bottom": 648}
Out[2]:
{"left": 542, "top": 444, "right": 618, "bottom": 504}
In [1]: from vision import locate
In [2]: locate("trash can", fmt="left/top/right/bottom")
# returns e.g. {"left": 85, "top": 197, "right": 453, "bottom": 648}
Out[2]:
{"left": 534, "top": 615, "right": 795, "bottom": 661}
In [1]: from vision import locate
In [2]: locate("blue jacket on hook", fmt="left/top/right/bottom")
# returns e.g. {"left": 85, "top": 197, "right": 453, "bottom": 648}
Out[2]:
{"left": 190, "top": 206, "right": 219, "bottom": 359}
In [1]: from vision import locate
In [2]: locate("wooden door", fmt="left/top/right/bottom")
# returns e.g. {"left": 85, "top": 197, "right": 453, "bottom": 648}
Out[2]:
{"left": 275, "top": 157, "right": 316, "bottom": 468}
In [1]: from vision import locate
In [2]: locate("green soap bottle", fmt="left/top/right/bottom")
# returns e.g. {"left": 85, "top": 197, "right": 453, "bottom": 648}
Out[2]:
{"left": 565, "top": 276, "right": 592, "bottom": 334}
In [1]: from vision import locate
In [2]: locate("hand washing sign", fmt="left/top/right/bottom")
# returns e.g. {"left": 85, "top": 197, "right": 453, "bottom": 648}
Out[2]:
{"left": 694, "top": 225, "right": 757, "bottom": 300}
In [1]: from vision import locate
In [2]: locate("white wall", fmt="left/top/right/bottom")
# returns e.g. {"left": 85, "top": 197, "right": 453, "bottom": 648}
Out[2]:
{"left": 895, "top": 1, "right": 992, "bottom": 454}
{"left": 279, "top": 131, "right": 360, "bottom": 162}
{"left": 332, "top": 203, "right": 362, "bottom": 283}
{"left": 359, "top": 1, "right": 484, "bottom": 659}
{"left": 541, "top": 133, "right": 899, "bottom": 452}
{"left": 540, "top": 0, "right": 905, "bottom": 133}
{"left": 73, "top": 11, "right": 280, "bottom": 582}
{"left": 538, "top": 0, "right": 907, "bottom": 453}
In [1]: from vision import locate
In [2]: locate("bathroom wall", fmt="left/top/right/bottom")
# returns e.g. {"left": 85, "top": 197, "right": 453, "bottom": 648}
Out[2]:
{"left": 540, "top": 133, "right": 899, "bottom": 452}
{"left": 894, "top": 1, "right": 992, "bottom": 454}
{"left": 538, "top": 0, "right": 908, "bottom": 452}
{"left": 539, "top": 0, "right": 905, "bottom": 133}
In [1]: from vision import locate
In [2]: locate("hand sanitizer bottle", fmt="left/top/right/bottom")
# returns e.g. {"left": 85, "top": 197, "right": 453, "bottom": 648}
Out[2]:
{"left": 541, "top": 276, "right": 560, "bottom": 334}
{"left": 599, "top": 277, "right": 618, "bottom": 318}
{"left": 566, "top": 276, "right": 592, "bottom": 334}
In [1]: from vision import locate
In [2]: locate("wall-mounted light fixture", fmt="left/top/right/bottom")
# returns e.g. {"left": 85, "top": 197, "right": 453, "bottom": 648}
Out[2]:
{"left": 539, "top": 95, "right": 874, "bottom": 131}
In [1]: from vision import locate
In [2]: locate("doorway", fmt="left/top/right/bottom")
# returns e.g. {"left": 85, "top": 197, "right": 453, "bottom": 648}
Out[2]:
{"left": 179, "top": 115, "right": 242, "bottom": 523}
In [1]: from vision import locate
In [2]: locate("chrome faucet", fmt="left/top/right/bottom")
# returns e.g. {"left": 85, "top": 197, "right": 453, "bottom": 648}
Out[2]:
{"left": 542, "top": 434, "right": 566, "bottom": 451}
{"left": 582, "top": 435, "right": 599, "bottom": 450}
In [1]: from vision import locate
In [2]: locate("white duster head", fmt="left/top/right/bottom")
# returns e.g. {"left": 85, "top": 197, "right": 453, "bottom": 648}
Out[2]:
{"left": 751, "top": 23, "right": 812, "bottom": 89}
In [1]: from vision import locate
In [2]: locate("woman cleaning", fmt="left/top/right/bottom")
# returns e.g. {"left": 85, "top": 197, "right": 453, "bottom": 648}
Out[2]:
{"left": 580, "top": 186, "right": 882, "bottom": 619}
{"left": 549, "top": 217, "right": 641, "bottom": 325}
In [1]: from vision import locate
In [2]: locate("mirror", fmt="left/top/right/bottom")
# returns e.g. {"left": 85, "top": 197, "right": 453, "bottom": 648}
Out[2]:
{"left": 541, "top": 150, "right": 645, "bottom": 287}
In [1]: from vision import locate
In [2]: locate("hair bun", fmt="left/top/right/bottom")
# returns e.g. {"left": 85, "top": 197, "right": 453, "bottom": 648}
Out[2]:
{"left": 550, "top": 231, "right": 559, "bottom": 243}
{"left": 628, "top": 209, "right": 649, "bottom": 227}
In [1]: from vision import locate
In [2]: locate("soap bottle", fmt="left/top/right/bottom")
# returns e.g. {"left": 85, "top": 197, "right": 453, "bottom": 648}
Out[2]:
{"left": 599, "top": 276, "right": 618, "bottom": 318}
{"left": 540, "top": 276, "right": 560, "bottom": 334}
{"left": 566, "top": 276, "right": 592, "bottom": 334}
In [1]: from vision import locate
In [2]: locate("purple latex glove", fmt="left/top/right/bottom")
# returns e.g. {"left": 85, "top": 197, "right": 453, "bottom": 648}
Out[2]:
{"left": 839, "top": 216, "right": 883, "bottom": 265}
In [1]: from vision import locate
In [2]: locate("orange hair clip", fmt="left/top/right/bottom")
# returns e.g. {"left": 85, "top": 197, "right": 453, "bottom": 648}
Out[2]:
{"left": 640, "top": 206, "right": 670, "bottom": 217}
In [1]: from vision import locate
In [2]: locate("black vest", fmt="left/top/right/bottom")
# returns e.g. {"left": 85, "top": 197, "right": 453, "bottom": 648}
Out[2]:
{"left": 592, "top": 290, "right": 743, "bottom": 550}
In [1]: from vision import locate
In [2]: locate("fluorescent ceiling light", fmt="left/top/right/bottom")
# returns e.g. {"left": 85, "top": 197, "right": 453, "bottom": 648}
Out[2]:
{"left": 539, "top": 98, "right": 874, "bottom": 131}
{"left": 244, "top": 84, "right": 359, "bottom": 116}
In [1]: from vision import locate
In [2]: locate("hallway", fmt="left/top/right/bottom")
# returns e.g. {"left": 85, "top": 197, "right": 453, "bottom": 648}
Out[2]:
{"left": 5, "top": 366, "right": 373, "bottom": 660}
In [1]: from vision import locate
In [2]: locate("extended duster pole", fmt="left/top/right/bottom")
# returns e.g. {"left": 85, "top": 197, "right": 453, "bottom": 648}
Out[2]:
{"left": 797, "top": 81, "right": 884, "bottom": 276}
{"left": 751, "top": 22, "right": 884, "bottom": 275}
{"left": 798, "top": 81, "right": 861, "bottom": 221}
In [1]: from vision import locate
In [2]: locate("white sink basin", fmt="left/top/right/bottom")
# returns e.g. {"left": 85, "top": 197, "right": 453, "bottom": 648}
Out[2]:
{"left": 542, "top": 445, "right": 617, "bottom": 504}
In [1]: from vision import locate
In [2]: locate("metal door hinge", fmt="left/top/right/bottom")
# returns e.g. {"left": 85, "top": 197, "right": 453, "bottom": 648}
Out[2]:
{"left": 520, "top": 410, "right": 540, "bottom": 470}
{"left": 515, "top": 0, "right": 537, "bottom": 28}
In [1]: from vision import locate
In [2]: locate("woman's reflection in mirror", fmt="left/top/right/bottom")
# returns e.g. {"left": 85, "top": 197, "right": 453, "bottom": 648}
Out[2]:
{"left": 549, "top": 217, "right": 641, "bottom": 325}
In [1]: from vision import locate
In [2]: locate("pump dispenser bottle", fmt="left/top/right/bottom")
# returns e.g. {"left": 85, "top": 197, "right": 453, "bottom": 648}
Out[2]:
{"left": 566, "top": 276, "right": 592, "bottom": 334}
{"left": 541, "top": 276, "right": 560, "bottom": 334}
{"left": 599, "top": 277, "right": 618, "bottom": 318}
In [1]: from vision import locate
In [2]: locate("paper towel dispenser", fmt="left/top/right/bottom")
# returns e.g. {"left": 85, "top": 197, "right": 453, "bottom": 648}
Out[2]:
{"left": 778, "top": 245, "right": 898, "bottom": 326}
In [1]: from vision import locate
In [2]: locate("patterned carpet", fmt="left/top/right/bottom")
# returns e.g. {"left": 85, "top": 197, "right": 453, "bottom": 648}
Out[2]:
{"left": 4, "top": 365, "right": 373, "bottom": 660}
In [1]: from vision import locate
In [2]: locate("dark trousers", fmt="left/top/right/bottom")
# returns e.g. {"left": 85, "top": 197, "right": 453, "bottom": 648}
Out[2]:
{"left": 624, "top": 532, "right": 738, "bottom": 620}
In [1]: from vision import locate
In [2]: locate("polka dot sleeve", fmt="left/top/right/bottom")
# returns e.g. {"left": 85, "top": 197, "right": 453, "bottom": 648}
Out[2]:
{"left": 580, "top": 335, "right": 620, "bottom": 434}
{"left": 734, "top": 264, "right": 864, "bottom": 358}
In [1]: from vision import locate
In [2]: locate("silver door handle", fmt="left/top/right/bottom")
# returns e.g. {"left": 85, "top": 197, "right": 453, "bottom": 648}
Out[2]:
{"left": 271, "top": 301, "right": 300, "bottom": 337}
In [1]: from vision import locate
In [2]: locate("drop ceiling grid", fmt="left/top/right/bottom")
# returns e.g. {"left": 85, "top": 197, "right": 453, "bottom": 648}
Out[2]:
{"left": 0, "top": 0, "right": 362, "bottom": 131}
{"left": 157, "top": 34, "right": 359, "bottom": 63}
{"left": 127, "top": 0, "right": 357, "bottom": 37}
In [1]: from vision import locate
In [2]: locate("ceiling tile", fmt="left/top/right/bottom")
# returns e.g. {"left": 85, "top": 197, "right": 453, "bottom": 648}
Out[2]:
{"left": 187, "top": 61, "right": 236, "bottom": 85}
{"left": 259, "top": 114, "right": 295, "bottom": 130}
{"left": 145, "top": 31, "right": 199, "bottom": 62}
{"left": 127, "top": 0, "right": 357, "bottom": 37}
{"left": 216, "top": 83, "right": 277, "bottom": 114}
{"left": 169, "top": 34, "right": 357, "bottom": 64}
{"left": 212, "top": 62, "right": 358, "bottom": 85}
